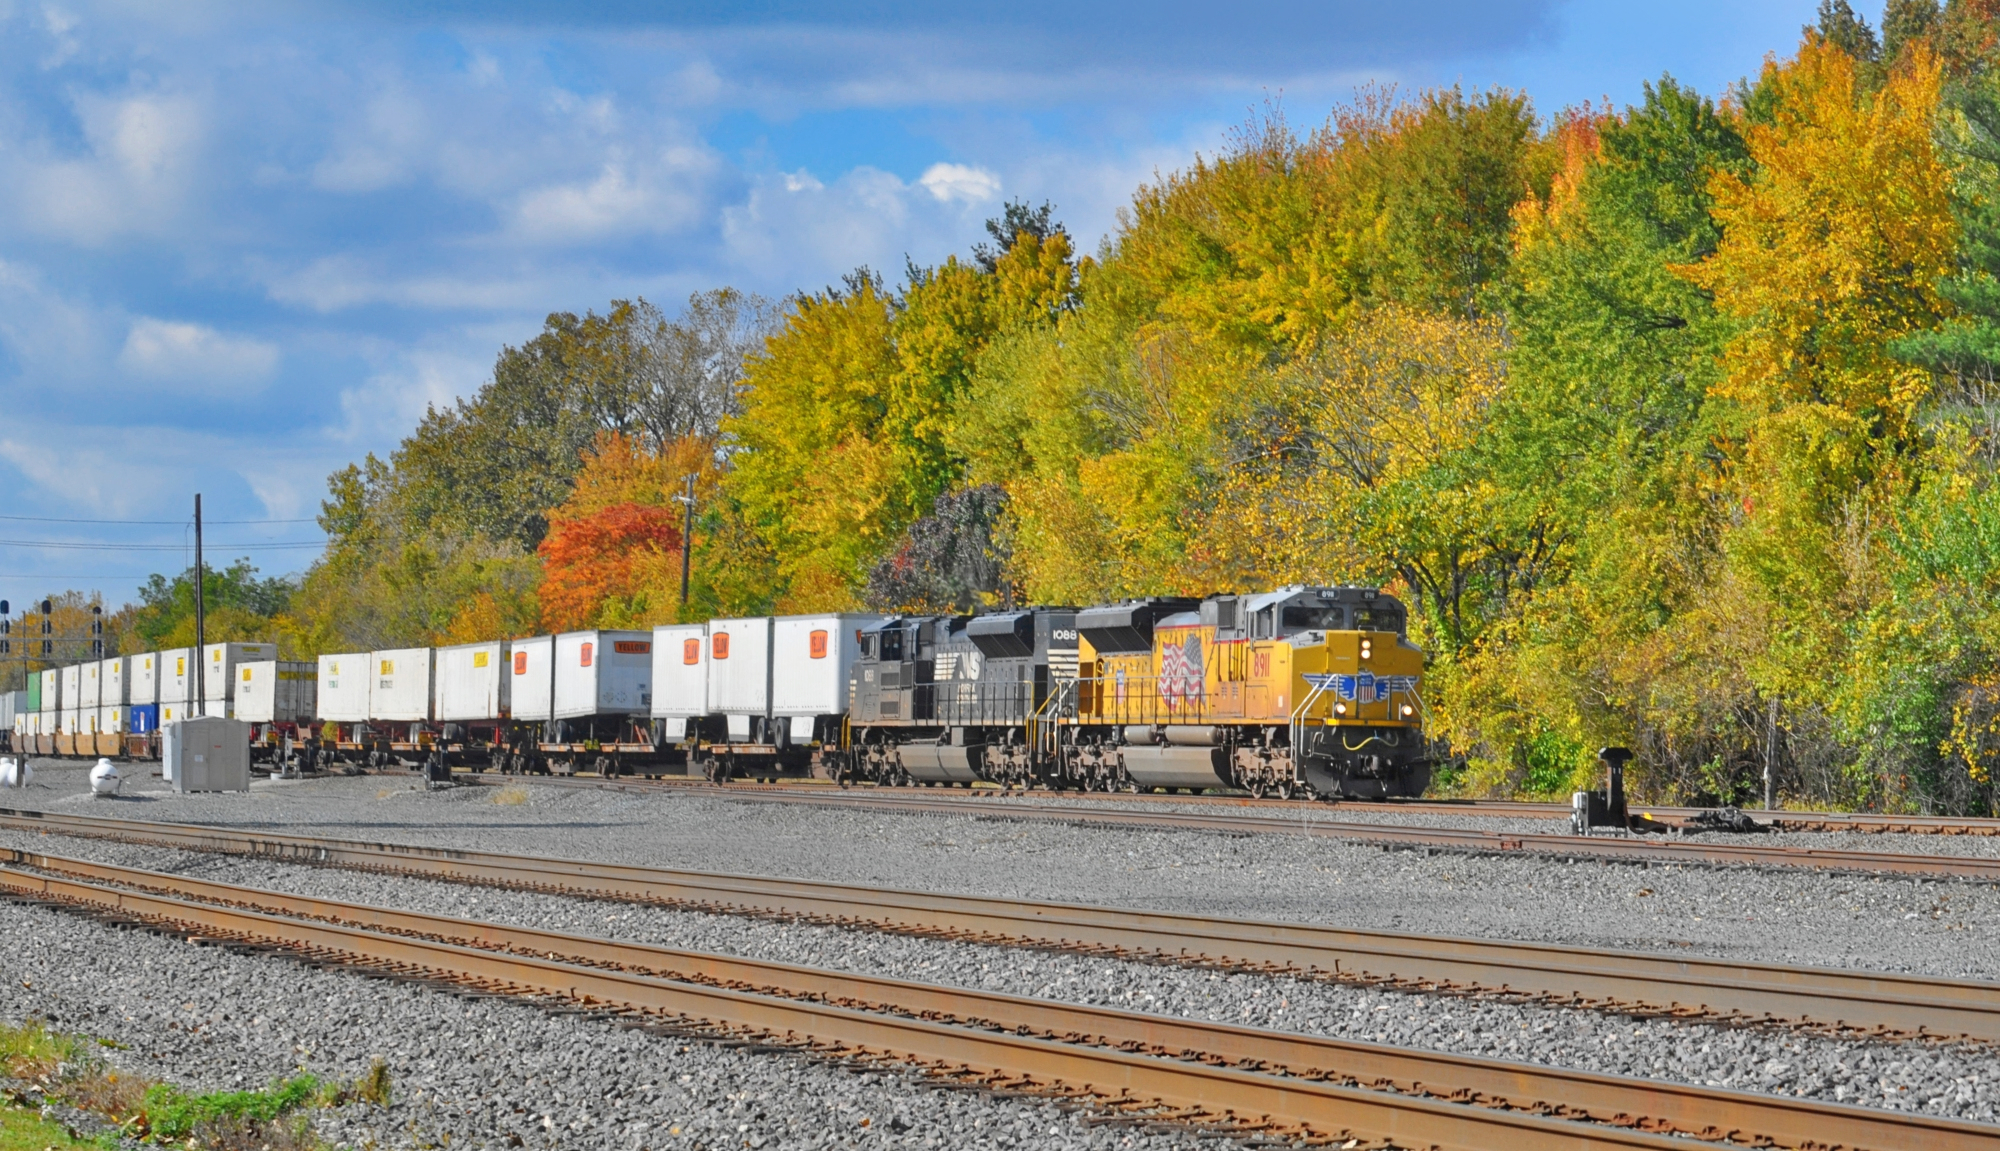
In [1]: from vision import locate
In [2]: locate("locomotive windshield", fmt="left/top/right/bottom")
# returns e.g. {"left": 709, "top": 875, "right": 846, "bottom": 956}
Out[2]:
{"left": 1280, "top": 606, "right": 1344, "bottom": 632}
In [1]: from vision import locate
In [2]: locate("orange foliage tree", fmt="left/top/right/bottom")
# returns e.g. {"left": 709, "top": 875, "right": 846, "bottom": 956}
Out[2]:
{"left": 535, "top": 432, "right": 724, "bottom": 631}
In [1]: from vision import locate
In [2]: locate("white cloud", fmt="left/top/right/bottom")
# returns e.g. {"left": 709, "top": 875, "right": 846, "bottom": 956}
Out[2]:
{"left": 118, "top": 318, "right": 279, "bottom": 392}
{"left": 15, "top": 90, "right": 207, "bottom": 245}
{"left": 918, "top": 162, "right": 1001, "bottom": 204}
{"left": 509, "top": 147, "right": 719, "bottom": 241}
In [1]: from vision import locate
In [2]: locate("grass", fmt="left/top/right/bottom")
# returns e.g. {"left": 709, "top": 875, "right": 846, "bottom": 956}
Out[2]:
{"left": 490, "top": 784, "right": 530, "bottom": 806}
{"left": 0, "top": 1101, "right": 103, "bottom": 1151}
{"left": 0, "top": 1020, "right": 391, "bottom": 1151}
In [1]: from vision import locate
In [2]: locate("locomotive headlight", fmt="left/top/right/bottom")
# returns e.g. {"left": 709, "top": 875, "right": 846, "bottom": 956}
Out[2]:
{"left": 1333, "top": 702, "right": 1348, "bottom": 716}
{"left": 1359, "top": 639, "right": 1373, "bottom": 660}
{"left": 1400, "top": 703, "right": 1415, "bottom": 718}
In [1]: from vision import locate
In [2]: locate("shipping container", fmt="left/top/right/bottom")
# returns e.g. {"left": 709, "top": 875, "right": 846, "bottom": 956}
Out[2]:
{"left": 509, "top": 636, "right": 554, "bottom": 721}
{"left": 25, "top": 672, "right": 40, "bottom": 712}
{"left": 128, "top": 652, "right": 159, "bottom": 705}
{"left": 60, "top": 707, "right": 80, "bottom": 735}
{"left": 316, "top": 653, "right": 371, "bottom": 723}
{"left": 650, "top": 624, "right": 707, "bottom": 741}
{"left": 772, "top": 613, "right": 882, "bottom": 723}
{"left": 77, "top": 661, "right": 101, "bottom": 711}
{"left": 100, "top": 657, "right": 127, "bottom": 707}
{"left": 159, "top": 699, "right": 197, "bottom": 726}
{"left": 40, "top": 668, "right": 59, "bottom": 713}
{"left": 130, "top": 704, "right": 159, "bottom": 735}
{"left": 61, "top": 665, "right": 82, "bottom": 714}
{"left": 434, "top": 641, "right": 510, "bottom": 722}
{"left": 98, "top": 705, "right": 125, "bottom": 735}
{"left": 553, "top": 631, "right": 651, "bottom": 719}
{"left": 368, "top": 648, "right": 433, "bottom": 722}
{"left": 160, "top": 648, "right": 195, "bottom": 708}
{"left": 706, "top": 617, "right": 772, "bottom": 728}
{"left": 237, "top": 660, "right": 317, "bottom": 724}
{"left": 203, "top": 642, "right": 277, "bottom": 716}
{"left": 0, "top": 690, "right": 13, "bottom": 732}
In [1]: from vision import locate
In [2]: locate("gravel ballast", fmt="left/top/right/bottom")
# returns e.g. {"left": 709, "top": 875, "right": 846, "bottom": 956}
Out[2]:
{"left": 7, "top": 762, "right": 2000, "bottom": 1143}
{"left": 0, "top": 896, "right": 1215, "bottom": 1151}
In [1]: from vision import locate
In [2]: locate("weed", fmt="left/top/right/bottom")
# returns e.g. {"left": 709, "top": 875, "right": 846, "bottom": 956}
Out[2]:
{"left": 355, "top": 1060, "right": 391, "bottom": 1108}
{"left": 490, "top": 784, "right": 529, "bottom": 806}
{"left": 137, "top": 1075, "right": 322, "bottom": 1142}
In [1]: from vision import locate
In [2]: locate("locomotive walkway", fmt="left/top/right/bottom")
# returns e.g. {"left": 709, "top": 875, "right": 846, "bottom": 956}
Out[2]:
{"left": 4, "top": 806, "right": 1999, "bottom": 1042}
{"left": 2, "top": 842, "right": 1994, "bottom": 1151}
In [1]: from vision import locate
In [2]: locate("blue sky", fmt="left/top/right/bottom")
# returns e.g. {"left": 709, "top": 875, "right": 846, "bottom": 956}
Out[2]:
{"left": 0, "top": 0, "right": 1840, "bottom": 606}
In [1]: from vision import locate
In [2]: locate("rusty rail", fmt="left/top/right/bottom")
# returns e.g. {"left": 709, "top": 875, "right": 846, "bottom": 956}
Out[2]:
{"left": 6, "top": 848, "right": 1997, "bottom": 1151}
{"left": 518, "top": 781, "right": 2000, "bottom": 879}
{"left": 4, "top": 807, "right": 2000, "bottom": 1042}
{"left": 447, "top": 768, "right": 2000, "bottom": 836}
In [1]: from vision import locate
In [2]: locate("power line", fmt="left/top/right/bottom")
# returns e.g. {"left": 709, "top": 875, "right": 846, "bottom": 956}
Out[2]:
{"left": 0, "top": 539, "right": 326, "bottom": 552}
{"left": 0, "top": 514, "right": 321, "bottom": 526}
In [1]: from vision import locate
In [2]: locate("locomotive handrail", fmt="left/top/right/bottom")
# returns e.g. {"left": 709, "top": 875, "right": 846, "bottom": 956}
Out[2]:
{"left": 1288, "top": 676, "right": 1335, "bottom": 762}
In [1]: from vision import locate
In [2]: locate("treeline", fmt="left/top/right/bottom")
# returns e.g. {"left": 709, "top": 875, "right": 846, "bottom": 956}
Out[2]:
{"left": 145, "top": 0, "right": 2000, "bottom": 812}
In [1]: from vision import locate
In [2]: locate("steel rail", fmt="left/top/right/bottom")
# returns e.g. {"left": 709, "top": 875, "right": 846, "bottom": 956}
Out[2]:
{"left": 461, "top": 771, "right": 2000, "bottom": 835}
{"left": 7, "top": 849, "right": 1994, "bottom": 1151}
{"left": 474, "top": 779, "right": 2000, "bottom": 880}
{"left": 0, "top": 864, "right": 1745, "bottom": 1151}
{"left": 4, "top": 807, "right": 1999, "bottom": 1043}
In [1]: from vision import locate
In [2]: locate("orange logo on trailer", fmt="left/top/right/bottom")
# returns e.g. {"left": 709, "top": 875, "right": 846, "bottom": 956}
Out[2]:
{"left": 683, "top": 638, "right": 700, "bottom": 665}
{"left": 809, "top": 630, "right": 829, "bottom": 659}
{"left": 514, "top": 651, "right": 527, "bottom": 675}
{"left": 580, "top": 642, "right": 594, "bottom": 667}
{"left": 712, "top": 633, "right": 730, "bottom": 659}
{"left": 613, "top": 641, "right": 650, "bottom": 654}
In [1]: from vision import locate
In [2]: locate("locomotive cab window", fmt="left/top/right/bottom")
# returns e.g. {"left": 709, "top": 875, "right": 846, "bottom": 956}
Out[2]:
{"left": 879, "top": 629, "right": 905, "bottom": 661}
{"left": 1280, "top": 606, "right": 1343, "bottom": 633}
{"left": 1252, "top": 608, "right": 1276, "bottom": 639}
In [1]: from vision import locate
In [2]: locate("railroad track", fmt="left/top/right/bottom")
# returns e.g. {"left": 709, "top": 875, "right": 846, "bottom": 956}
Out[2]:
{"left": 3, "top": 845, "right": 1995, "bottom": 1151}
{"left": 448, "top": 766, "right": 2000, "bottom": 835}
{"left": 4, "top": 806, "right": 2000, "bottom": 1044}
{"left": 456, "top": 774, "right": 2000, "bottom": 881}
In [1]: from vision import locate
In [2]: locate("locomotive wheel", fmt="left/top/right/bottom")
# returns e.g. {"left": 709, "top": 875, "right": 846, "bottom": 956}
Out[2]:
{"left": 1274, "top": 777, "right": 1296, "bottom": 801}
{"left": 1247, "top": 779, "right": 1267, "bottom": 799}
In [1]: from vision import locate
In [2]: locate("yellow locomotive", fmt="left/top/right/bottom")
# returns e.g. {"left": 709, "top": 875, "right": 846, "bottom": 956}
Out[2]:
{"left": 1061, "top": 585, "right": 1427, "bottom": 797}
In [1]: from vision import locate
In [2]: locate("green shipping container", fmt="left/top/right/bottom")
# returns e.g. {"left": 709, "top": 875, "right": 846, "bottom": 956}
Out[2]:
{"left": 25, "top": 674, "right": 39, "bottom": 712}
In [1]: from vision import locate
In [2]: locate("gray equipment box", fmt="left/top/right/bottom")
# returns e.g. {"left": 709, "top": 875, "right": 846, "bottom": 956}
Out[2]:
{"left": 165, "top": 717, "right": 252, "bottom": 792}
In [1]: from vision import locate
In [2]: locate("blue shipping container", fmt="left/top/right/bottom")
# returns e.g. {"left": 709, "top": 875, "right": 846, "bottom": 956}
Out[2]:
{"left": 130, "top": 704, "right": 159, "bottom": 734}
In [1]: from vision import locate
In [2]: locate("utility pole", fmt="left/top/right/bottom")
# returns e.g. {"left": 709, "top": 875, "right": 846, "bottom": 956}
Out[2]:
{"left": 675, "top": 474, "right": 696, "bottom": 618}
{"left": 194, "top": 493, "right": 206, "bottom": 717}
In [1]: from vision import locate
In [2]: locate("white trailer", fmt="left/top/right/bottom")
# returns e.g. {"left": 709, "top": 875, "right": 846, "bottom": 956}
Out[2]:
{"left": 203, "top": 642, "right": 278, "bottom": 717}
{"left": 61, "top": 665, "right": 83, "bottom": 714}
{"left": 127, "top": 652, "right": 159, "bottom": 705}
{"left": 650, "top": 623, "right": 707, "bottom": 741}
{"left": 368, "top": 648, "right": 434, "bottom": 723}
{"left": 434, "top": 640, "right": 510, "bottom": 722}
{"left": 39, "top": 668, "right": 59, "bottom": 713}
{"left": 316, "top": 653, "right": 371, "bottom": 723}
{"left": 237, "top": 661, "right": 317, "bottom": 724}
{"left": 771, "top": 613, "right": 882, "bottom": 742}
{"left": 509, "top": 637, "right": 554, "bottom": 722}
{"left": 706, "top": 617, "right": 772, "bottom": 740}
{"left": 553, "top": 631, "right": 651, "bottom": 719}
